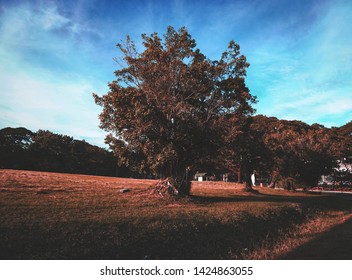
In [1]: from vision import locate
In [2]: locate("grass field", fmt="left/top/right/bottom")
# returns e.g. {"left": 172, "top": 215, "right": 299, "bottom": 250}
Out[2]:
{"left": 0, "top": 169, "right": 351, "bottom": 260}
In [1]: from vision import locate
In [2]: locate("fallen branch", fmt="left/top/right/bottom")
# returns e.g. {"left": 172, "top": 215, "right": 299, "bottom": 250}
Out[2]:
{"left": 153, "top": 178, "right": 179, "bottom": 197}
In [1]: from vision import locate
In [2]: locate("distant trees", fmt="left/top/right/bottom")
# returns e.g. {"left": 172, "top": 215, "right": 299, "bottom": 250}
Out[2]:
{"left": 93, "top": 26, "right": 256, "bottom": 194}
{"left": 246, "top": 116, "right": 351, "bottom": 189}
{"left": 332, "top": 121, "right": 352, "bottom": 184}
{"left": 0, "top": 127, "right": 126, "bottom": 177}
{"left": 0, "top": 127, "right": 34, "bottom": 170}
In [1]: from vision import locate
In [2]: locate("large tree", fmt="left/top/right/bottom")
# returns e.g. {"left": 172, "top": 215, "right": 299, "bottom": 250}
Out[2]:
{"left": 93, "top": 26, "right": 256, "bottom": 194}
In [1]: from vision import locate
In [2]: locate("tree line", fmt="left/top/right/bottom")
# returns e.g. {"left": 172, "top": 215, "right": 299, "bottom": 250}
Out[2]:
{"left": 0, "top": 127, "right": 131, "bottom": 177}
{"left": 0, "top": 118, "right": 350, "bottom": 189}
{"left": 244, "top": 116, "right": 351, "bottom": 189}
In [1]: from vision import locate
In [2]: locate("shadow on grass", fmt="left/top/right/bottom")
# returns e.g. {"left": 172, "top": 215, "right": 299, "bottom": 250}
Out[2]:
{"left": 190, "top": 190, "right": 352, "bottom": 212}
{"left": 281, "top": 217, "right": 352, "bottom": 260}
{"left": 0, "top": 207, "right": 298, "bottom": 260}
{"left": 1, "top": 191, "right": 351, "bottom": 260}
{"left": 0, "top": 206, "right": 313, "bottom": 260}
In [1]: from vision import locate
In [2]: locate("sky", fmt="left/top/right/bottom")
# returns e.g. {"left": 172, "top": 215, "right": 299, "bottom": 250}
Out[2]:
{"left": 0, "top": 0, "right": 351, "bottom": 148}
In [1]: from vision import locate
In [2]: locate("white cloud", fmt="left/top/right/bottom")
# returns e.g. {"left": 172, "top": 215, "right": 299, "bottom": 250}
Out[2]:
{"left": 260, "top": 85, "right": 352, "bottom": 124}
{"left": 249, "top": 0, "right": 352, "bottom": 127}
{"left": 39, "top": 3, "right": 70, "bottom": 31}
{"left": 0, "top": 59, "right": 108, "bottom": 146}
{"left": 0, "top": 1, "right": 109, "bottom": 147}
{"left": 0, "top": 1, "right": 100, "bottom": 61}
{"left": 0, "top": 3, "right": 66, "bottom": 44}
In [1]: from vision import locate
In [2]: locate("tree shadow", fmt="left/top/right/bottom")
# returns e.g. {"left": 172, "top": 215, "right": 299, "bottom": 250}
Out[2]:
{"left": 190, "top": 191, "right": 352, "bottom": 212}
{"left": 281, "top": 217, "right": 352, "bottom": 260}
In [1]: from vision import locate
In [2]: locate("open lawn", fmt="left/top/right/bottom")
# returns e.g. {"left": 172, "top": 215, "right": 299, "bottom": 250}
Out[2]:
{"left": 0, "top": 169, "right": 351, "bottom": 259}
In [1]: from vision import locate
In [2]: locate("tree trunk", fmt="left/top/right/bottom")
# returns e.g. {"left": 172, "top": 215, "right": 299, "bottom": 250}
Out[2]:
{"left": 241, "top": 162, "right": 254, "bottom": 192}
{"left": 167, "top": 163, "right": 191, "bottom": 196}
{"left": 172, "top": 171, "right": 191, "bottom": 196}
{"left": 244, "top": 173, "right": 254, "bottom": 191}
{"left": 268, "top": 169, "right": 279, "bottom": 188}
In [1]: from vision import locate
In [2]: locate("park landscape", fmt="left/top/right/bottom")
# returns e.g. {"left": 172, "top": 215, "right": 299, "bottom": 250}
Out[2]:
{"left": 1, "top": 3, "right": 352, "bottom": 262}
{"left": 1, "top": 169, "right": 351, "bottom": 260}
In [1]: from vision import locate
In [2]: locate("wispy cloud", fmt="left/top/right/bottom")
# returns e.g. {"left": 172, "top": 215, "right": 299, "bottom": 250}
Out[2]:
{"left": 247, "top": 0, "right": 352, "bottom": 127}
{"left": 1, "top": 2, "right": 69, "bottom": 46}
{"left": 0, "top": 1, "right": 109, "bottom": 146}
{"left": 0, "top": 61, "right": 108, "bottom": 146}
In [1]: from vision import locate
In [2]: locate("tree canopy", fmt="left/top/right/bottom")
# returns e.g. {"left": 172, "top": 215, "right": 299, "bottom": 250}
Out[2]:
{"left": 243, "top": 116, "right": 351, "bottom": 189}
{"left": 93, "top": 26, "right": 257, "bottom": 194}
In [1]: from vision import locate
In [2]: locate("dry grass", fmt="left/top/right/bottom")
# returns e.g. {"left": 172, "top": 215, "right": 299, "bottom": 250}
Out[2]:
{"left": 0, "top": 169, "right": 351, "bottom": 259}
{"left": 242, "top": 210, "right": 352, "bottom": 260}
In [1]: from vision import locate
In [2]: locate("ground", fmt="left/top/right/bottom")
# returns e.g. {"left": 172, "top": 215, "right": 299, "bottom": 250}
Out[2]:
{"left": 0, "top": 169, "right": 351, "bottom": 259}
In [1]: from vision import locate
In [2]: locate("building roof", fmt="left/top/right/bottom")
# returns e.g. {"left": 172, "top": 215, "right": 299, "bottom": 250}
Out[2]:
{"left": 194, "top": 172, "right": 208, "bottom": 177}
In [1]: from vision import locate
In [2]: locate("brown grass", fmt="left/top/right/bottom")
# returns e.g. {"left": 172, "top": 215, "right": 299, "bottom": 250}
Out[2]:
{"left": 0, "top": 169, "right": 351, "bottom": 259}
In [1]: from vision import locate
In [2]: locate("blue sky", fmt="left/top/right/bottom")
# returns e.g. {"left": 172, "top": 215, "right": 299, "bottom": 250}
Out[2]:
{"left": 0, "top": 0, "right": 351, "bottom": 147}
